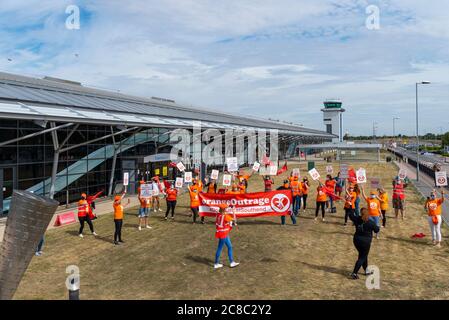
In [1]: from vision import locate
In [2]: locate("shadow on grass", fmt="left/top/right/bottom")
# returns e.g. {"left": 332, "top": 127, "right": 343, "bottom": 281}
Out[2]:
{"left": 65, "top": 230, "right": 113, "bottom": 244}
{"left": 299, "top": 261, "right": 349, "bottom": 277}
{"left": 185, "top": 255, "right": 214, "bottom": 266}
{"left": 238, "top": 220, "right": 279, "bottom": 226}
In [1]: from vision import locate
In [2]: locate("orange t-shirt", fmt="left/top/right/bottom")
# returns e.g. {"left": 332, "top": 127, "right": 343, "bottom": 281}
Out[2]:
{"left": 166, "top": 188, "right": 178, "bottom": 201}
{"left": 427, "top": 198, "right": 444, "bottom": 216}
{"left": 344, "top": 191, "right": 357, "bottom": 209}
{"left": 302, "top": 182, "right": 309, "bottom": 195}
{"left": 113, "top": 203, "right": 124, "bottom": 220}
{"left": 316, "top": 187, "right": 327, "bottom": 202}
{"left": 239, "top": 184, "right": 246, "bottom": 194}
{"left": 291, "top": 180, "right": 302, "bottom": 196}
{"left": 325, "top": 180, "right": 336, "bottom": 191}
{"left": 207, "top": 183, "right": 216, "bottom": 194}
{"left": 189, "top": 186, "right": 200, "bottom": 208}
{"left": 226, "top": 190, "right": 240, "bottom": 195}
{"left": 366, "top": 198, "right": 381, "bottom": 216}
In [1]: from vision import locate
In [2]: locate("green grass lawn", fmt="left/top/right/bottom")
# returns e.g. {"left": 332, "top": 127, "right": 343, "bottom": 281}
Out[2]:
{"left": 14, "top": 161, "right": 449, "bottom": 300}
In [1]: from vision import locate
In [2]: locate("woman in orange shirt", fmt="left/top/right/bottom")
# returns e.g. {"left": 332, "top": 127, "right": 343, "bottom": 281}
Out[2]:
{"left": 344, "top": 185, "right": 357, "bottom": 226}
{"left": 361, "top": 187, "right": 382, "bottom": 239}
{"left": 164, "top": 183, "right": 178, "bottom": 220}
{"left": 113, "top": 192, "right": 130, "bottom": 245}
{"left": 188, "top": 179, "right": 204, "bottom": 224}
{"left": 315, "top": 181, "right": 328, "bottom": 222}
{"left": 425, "top": 188, "right": 445, "bottom": 247}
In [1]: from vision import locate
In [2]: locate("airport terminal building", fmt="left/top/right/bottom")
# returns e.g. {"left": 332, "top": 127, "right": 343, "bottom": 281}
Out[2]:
{"left": 0, "top": 72, "right": 334, "bottom": 213}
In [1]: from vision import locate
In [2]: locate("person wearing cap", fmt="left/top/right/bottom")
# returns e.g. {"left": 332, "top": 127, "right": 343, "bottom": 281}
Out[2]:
{"left": 344, "top": 184, "right": 357, "bottom": 226}
{"left": 377, "top": 188, "right": 389, "bottom": 228}
{"left": 78, "top": 193, "right": 97, "bottom": 238}
{"left": 425, "top": 188, "right": 445, "bottom": 247}
{"left": 278, "top": 180, "right": 297, "bottom": 226}
{"left": 315, "top": 181, "right": 328, "bottom": 222}
{"left": 392, "top": 176, "right": 407, "bottom": 220}
{"left": 188, "top": 179, "right": 204, "bottom": 224}
{"left": 214, "top": 204, "right": 239, "bottom": 269}
{"left": 113, "top": 193, "right": 130, "bottom": 245}
{"left": 263, "top": 176, "right": 274, "bottom": 192}
{"left": 361, "top": 187, "right": 382, "bottom": 239}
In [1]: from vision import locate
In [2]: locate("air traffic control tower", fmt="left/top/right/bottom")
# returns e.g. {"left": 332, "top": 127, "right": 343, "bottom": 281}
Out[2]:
{"left": 321, "top": 99, "right": 345, "bottom": 143}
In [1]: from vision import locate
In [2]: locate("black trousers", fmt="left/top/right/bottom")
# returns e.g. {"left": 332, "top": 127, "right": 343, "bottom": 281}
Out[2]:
{"left": 114, "top": 219, "right": 123, "bottom": 242}
{"left": 345, "top": 208, "right": 355, "bottom": 224}
{"left": 191, "top": 207, "right": 204, "bottom": 223}
{"left": 302, "top": 195, "right": 308, "bottom": 209}
{"left": 165, "top": 200, "right": 177, "bottom": 217}
{"left": 381, "top": 210, "right": 386, "bottom": 227}
{"left": 315, "top": 201, "right": 326, "bottom": 218}
{"left": 353, "top": 236, "right": 372, "bottom": 274}
{"left": 79, "top": 216, "right": 94, "bottom": 234}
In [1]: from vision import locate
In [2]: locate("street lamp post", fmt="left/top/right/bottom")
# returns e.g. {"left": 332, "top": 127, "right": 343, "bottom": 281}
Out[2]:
{"left": 393, "top": 117, "right": 400, "bottom": 139}
{"left": 416, "top": 81, "right": 431, "bottom": 182}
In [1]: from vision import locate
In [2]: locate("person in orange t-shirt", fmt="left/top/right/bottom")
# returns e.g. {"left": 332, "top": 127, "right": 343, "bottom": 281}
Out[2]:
{"left": 290, "top": 176, "right": 302, "bottom": 216}
{"left": 165, "top": 183, "right": 178, "bottom": 220}
{"left": 302, "top": 177, "right": 310, "bottom": 213}
{"left": 344, "top": 184, "right": 357, "bottom": 226}
{"left": 188, "top": 179, "right": 204, "bottom": 224}
{"left": 214, "top": 204, "right": 239, "bottom": 269}
{"left": 226, "top": 183, "right": 241, "bottom": 195}
{"left": 315, "top": 181, "right": 328, "bottom": 222}
{"left": 425, "top": 188, "right": 445, "bottom": 247}
{"left": 113, "top": 192, "right": 130, "bottom": 245}
{"left": 361, "top": 187, "right": 382, "bottom": 239}
{"left": 325, "top": 174, "right": 337, "bottom": 213}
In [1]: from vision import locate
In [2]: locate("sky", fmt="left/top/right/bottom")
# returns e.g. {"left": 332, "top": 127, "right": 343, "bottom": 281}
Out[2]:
{"left": 0, "top": 0, "right": 448, "bottom": 136}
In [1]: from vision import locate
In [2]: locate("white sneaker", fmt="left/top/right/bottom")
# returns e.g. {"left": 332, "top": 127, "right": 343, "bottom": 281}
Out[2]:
{"left": 214, "top": 263, "right": 223, "bottom": 269}
{"left": 322, "top": 218, "right": 325, "bottom": 222}
{"left": 138, "top": 226, "right": 142, "bottom": 231}
{"left": 146, "top": 225, "right": 152, "bottom": 229}
{"left": 158, "top": 208, "right": 163, "bottom": 212}
{"left": 154, "top": 209, "right": 157, "bottom": 213}
{"left": 230, "top": 262, "right": 240, "bottom": 268}
{"left": 35, "top": 252, "right": 41, "bottom": 256}
{"left": 92, "top": 232, "right": 98, "bottom": 236}
{"left": 79, "top": 234, "right": 84, "bottom": 238}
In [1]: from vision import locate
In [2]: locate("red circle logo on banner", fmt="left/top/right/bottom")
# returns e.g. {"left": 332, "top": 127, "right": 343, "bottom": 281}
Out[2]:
{"left": 271, "top": 194, "right": 291, "bottom": 212}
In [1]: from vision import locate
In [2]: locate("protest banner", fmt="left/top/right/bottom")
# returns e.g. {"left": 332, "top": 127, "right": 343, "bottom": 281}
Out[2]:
{"left": 252, "top": 162, "right": 261, "bottom": 172}
{"left": 140, "top": 184, "right": 153, "bottom": 197}
{"left": 340, "top": 164, "right": 349, "bottom": 178}
{"left": 175, "top": 177, "right": 183, "bottom": 188}
{"left": 326, "top": 165, "right": 333, "bottom": 174}
{"left": 176, "top": 162, "right": 186, "bottom": 172}
{"left": 308, "top": 168, "right": 320, "bottom": 181}
{"left": 356, "top": 168, "right": 367, "bottom": 184}
{"left": 199, "top": 190, "right": 292, "bottom": 218}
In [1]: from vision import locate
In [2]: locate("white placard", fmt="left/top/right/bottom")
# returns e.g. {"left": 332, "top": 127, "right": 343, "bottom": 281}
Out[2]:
{"left": 398, "top": 169, "right": 407, "bottom": 180}
{"left": 356, "top": 168, "right": 367, "bottom": 184}
{"left": 292, "top": 168, "right": 300, "bottom": 177}
{"left": 340, "top": 164, "right": 349, "bottom": 179}
{"left": 341, "top": 151, "right": 346, "bottom": 155}
{"left": 308, "top": 168, "right": 320, "bottom": 181}
{"left": 435, "top": 171, "right": 448, "bottom": 187}
{"left": 252, "top": 162, "right": 261, "bottom": 172}
{"left": 184, "top": 172, "right": 193, "bottom": 183}
{"left": 268, "top": 165, "right": 278, "bottom": 176}
{"left": 223, "top": 174, "right": 232, "bottom": 186}
{"left": 176, "top": 162, "right": 186, "bottom": 172}
{"left": 211, "top": 169, "right": 219, "bottom": 180}
{"left": 123, "top": 172, "right": 129, "bottom": 186}
{"left": 351, "top": 150, "right": 356, "bottom": 156}
{"left": 140, "top": 184, "right": 153, "bottom": 197}
{"left": 175, "top": 177, "right": 183, "bottom": 188}
{"left": 226, "top": 157, "right": 239, "bottom": 172}
{"left": 326, "top": 165, "right": 334, "bottom": 174}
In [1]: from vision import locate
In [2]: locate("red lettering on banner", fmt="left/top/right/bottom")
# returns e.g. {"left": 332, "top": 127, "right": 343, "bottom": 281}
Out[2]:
{"left": 199, "top": 190, "right": 292, "bottom": 217}
{"left": 54, "top": 211, "right": 77, "bottom": 227}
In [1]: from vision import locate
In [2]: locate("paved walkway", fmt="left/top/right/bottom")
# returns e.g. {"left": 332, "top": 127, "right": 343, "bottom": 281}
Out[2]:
{"left": 394, "top": 161, "right": 449, "bottom": 225}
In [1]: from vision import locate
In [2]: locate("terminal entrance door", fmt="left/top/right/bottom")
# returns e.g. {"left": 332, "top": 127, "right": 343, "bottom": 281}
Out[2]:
{"left": 0, "top": 166, "right": 17, "bottom": 214}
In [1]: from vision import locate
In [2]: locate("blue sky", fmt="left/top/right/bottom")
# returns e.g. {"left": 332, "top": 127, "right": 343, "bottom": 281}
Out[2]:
{"left": 1, "top": 0, "right": 449, "bottom": 136}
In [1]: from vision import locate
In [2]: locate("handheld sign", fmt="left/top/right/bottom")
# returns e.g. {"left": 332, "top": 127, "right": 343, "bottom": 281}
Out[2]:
{"left": 184, "top": 172, "right": 193, "bottom": 183}
{"left": 292, "top": 168, "right": 300, "bottom": 177}
{"left": 252, "top": 162, "right": 261, "bottom": 172}
{"left": 356, "top": 168, "right": 367, "bottom": 184}
{"left": 226, "top": 157, "right": 239, "bottom": 172}
{"left": 370, "top": 178, "right": 380, "bottom": 189}
{"left": 175, "top": 177, "right": 183, "bottom": 188}
{"left": 308, "top": 168, "right": 320, "bottom": 181}
{"left": 435, "top": 171, "right": 448, "bottom": 187}
{"left": 223, "top": 174, "right": 232, "bottom": 186}
{"left": 211, "top": 169, "right": 219, "bottom": 180}
{"left": 351, "top": 150, "right": 356, "bottom": 156}
{"left": 140, "top": 184, "right": 153, "bottom": 198}
{"left": 176, "top": 162, "right": 186, "bottom": 172}
{"left": 123, "top": 172, "right": 129, "bottom": 186}
{"left": 326, "top": 165, "right": 334, "bottom": 175}
{"left": 340, "top": 164, "right": 349, "bottom": 179}
{"left": 269, "top": 165, "right": 278, "bottom": 176}
{"left": 398, "top": 169, "right": 407, "bottom": 180}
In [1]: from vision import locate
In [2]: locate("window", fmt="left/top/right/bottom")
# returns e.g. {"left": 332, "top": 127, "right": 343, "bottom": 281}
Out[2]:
{"left": 326, "top": 124, "right": 332, "bottom": 134}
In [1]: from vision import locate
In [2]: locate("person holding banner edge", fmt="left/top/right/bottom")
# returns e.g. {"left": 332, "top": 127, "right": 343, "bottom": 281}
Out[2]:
{"left": 278, "top": 180, "right": 297, "bottom": 225}
{"left": 214, "top": 204, "right": 239, "bottom": 269}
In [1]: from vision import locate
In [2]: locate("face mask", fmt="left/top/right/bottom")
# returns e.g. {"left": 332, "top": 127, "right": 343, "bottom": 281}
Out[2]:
{"left": 431, "top": 195, "right": 436, "bottom": 200}
{"left": 370, "top": 195, "right": 376, "bottom": 199}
